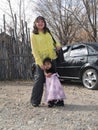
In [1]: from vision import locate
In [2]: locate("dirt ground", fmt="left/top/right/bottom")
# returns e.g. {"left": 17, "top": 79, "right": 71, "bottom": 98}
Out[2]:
{"left": 0, "top": 80, "right": 98, "bottom": 130}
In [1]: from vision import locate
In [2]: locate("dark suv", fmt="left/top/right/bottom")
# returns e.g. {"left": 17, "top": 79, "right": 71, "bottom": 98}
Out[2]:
{"left": 57, "top": 43, "right": 98, "bottom": 90}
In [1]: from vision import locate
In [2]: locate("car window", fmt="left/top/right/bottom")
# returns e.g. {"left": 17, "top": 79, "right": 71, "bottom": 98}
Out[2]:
{"left": 70, "top": 45, "right": 88, "bottom": 56}
{"left": 62, "top": 46, "right": 70, "bottom": 58}
{"left": 87, "top": 46, "right": 97, "bottom": 54}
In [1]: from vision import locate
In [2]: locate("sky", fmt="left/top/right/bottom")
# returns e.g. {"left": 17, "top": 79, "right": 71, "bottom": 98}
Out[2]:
{"left": 0, "top": 0, "right": 37, "bottom": 32}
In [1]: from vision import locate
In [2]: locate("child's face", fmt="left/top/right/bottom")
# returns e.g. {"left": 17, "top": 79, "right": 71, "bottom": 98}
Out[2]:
{"left": 44, "top": 62, "right": 52, "bottom": 70}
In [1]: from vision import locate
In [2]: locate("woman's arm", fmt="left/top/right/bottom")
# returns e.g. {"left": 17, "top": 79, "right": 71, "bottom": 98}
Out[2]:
{"left": 31, "top": 34, "right": 43, "bottom": 67}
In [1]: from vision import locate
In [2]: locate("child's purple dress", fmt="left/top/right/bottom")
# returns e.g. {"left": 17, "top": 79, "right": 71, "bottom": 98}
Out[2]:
{"left": 45, "top": 73, "right": 66, "bottom": 102}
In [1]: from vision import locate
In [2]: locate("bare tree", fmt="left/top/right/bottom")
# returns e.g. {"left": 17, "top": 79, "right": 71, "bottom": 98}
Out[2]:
{"left": 6, "top": 0, "right": 15, "bottom": 25}
{"left": 0, "top": 0, "right": 32, "bottom": 40}
{"left": 82, "top": 0, "right": 98, "bottom": 41}
{"left": 32, "top": 0, "right": 86, "bottom": 44}
{"left": 64, "top": 0, "right": 98, "bottom": 42}
{"left": 32, "top": 0, "right": 98, "bottom": 43}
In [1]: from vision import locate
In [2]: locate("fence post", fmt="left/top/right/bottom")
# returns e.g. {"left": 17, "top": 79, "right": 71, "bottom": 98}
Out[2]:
{"left": 3, "top": 14, "right": 6, "bottom": 33}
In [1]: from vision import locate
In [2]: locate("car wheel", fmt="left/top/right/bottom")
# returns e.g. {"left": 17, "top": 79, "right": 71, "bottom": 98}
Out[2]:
{"left": 82, "top": 68, "right": 98, "bottom": 90}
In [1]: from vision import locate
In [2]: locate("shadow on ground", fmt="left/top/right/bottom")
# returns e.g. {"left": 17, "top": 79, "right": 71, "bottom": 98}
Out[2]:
{"left": 55, "top": 104, "right": 98, "bottom": 111}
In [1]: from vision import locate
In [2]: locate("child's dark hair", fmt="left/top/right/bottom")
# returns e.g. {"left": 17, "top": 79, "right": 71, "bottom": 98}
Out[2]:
{"left": 43, "top": 57, "right": 52, "bottom": 65}
{"left": 33, "top": 16, "right": 50, "bottom": 34}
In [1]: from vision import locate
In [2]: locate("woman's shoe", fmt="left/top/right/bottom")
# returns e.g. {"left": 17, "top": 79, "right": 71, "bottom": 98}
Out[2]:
{"left": 32, "top": 104, "right": 39, "bottom": 107}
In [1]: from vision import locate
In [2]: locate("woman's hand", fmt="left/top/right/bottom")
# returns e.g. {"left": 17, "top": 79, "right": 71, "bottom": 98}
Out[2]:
{"left": 56, "top": 46, "right": 61, "bottom": 51}
{"left": 40, "top": 65, "right": 44, "bottom": 70}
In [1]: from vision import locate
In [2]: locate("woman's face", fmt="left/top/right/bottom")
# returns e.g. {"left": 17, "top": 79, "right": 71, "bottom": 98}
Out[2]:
{"left": 35, "top": 19, "right": 45, "bottom": 31}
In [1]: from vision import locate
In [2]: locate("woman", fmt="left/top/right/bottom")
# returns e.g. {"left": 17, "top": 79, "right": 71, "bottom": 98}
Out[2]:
{"left": 30, "top": 16, "right": 61, "bottom": 107}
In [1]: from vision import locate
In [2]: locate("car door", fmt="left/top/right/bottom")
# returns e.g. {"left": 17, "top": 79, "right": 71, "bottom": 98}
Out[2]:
{"left": 57, "top": 44, "right": 88, "bottom": 79}
{"left": 57, "top": 45, "right": 71, "bottom": 78}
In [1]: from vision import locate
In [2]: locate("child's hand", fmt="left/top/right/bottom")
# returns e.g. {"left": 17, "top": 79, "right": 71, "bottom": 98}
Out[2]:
{"left": 45, "top": 73, "right": 52, "bottom": 77}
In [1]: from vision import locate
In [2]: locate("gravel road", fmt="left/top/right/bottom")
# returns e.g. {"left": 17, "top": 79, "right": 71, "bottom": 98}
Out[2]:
{"left": 0, "top": 81, "right": 98, "bottom": 130}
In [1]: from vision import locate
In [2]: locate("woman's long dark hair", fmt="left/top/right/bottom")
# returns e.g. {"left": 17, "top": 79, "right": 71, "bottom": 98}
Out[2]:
{"left": 33, "top": 16, "right": 50, "bottom": 34}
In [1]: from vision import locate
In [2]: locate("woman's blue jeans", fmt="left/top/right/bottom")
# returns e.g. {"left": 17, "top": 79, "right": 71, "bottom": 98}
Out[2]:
{"left": 30, "top": 65, "right": 45, "bottom": 105}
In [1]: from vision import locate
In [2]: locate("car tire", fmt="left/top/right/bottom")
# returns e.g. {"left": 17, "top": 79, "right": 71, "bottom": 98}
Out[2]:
{"left": 82, "top": 68, "right": 98, "bottom": 90}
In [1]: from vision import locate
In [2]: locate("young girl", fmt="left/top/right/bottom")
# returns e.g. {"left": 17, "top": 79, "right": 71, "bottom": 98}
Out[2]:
{"left": 43, "top": 57, "right": 66, "bottom": 107}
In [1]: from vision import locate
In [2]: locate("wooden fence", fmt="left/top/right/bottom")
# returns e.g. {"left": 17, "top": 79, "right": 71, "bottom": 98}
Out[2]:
{"left": 0, "top": 15, "right": 34, "bottom": 80}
